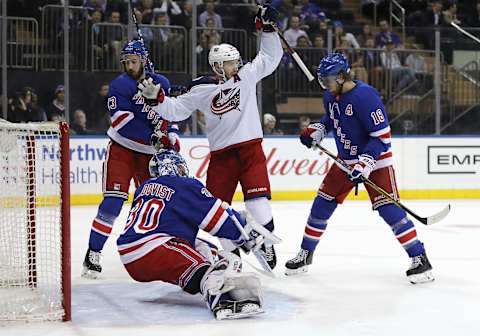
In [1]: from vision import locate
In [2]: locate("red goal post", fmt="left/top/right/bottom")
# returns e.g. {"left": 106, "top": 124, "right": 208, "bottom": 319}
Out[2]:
{"left": 0, "top": 120, "right": 70, "bottom": 322}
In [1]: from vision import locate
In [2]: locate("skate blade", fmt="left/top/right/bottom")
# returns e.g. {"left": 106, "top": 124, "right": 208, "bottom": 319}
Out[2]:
{"left": 81, "top": 267, "right": 101, "bottom": 279}
{"left": 215, "top": 305, "right": 264, "bottom": 320}
{"left": 408, "top": 270, "right": 435, "bottom": 284}
{"left": 285, "top": 265, "right": 309, "bottom": 276}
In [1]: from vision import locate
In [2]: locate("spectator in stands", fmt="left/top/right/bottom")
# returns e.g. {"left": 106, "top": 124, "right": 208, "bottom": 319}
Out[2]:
{"left": 375, "top": 20, "right": 402, "bottom": 48}
{"left": 157, "top": 0, "right": 183, "bottom": 21}
{"left": 171, "top": 1, "right": 193, "bottom": 28}
{"left": 30, "top": 91, "right": 47, "bottom": 122}
{"left": 90, "top": 9, "right": 104, "bottom": 68}
{"left": 284, "top": 16, "right": 309, "bottom": 47}
{"left": 356, "top": 24, "right": 374, "bottom": 48}
{"left": 202, "top": 17, "right": 222, "bottom": 45}
{"left": 46, "top": 85, "right": 66, "bottom": 121}
{"left": 296, "top": 35, "right": 311, "bottom": 48}
{"left": 199, "top": 0, "right": 223, "bottom": 29}
{"left": 88, "top": 82, "right": 110, "bottom": 133}
{"left": 84, "top": 0, "right": 107, "bottom": 14}
{"left": 263, "top": 113, "right": 283, "bottom": 135}
{"left": 7, "top": 87, "right": 44, "bottom": 123}
{"left": 298, "top": 115, "right": 311, "bottom": 133}
{"left": 103, "top": 10, "right": 124, "bottom": 68}
{"left": 71, "top": 109, "right": 94, "bottom": 135}
{"left": 406, "top": 49, "right": 427, "bottom": 74}
{"left": 136, "top": 0, "right": 154, "bottom": 24}
{"left": 422, "top": 0, "right": 444, "bottom": 26}
{"left": 105, "top": 0, "right": 128, "bottom": 24}
{"left": 380, "top": 40, "right": 417, "bottom": 94}
{"left": 467, "top": 2, "right": 480, "bottom": 27}
{"left": 334, "top": 21, "right": 360, "bottom": 50}
{"left": 442, "top": 2, "right": 461, "bottom": 25}
{"left": 313, "top": 35, "right": 325, "bottom": 48}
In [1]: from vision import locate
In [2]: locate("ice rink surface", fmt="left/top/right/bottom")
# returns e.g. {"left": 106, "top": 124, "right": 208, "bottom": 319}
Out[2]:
{"left": 3, "top": 199, "right": 479, "bottom": 336}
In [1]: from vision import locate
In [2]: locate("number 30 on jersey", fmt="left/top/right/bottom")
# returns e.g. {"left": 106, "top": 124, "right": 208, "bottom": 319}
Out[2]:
{"left": 124, "top": 199, "right": 165, "bottom": 234}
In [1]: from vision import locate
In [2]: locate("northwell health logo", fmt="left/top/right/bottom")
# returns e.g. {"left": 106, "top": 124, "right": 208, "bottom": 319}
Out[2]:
{"left": 428, "top": 146, "right": 480, "bottom": 174}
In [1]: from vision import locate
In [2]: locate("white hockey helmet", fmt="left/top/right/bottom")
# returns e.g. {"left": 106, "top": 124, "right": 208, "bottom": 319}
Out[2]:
{"left": 208, "top": 43, "right": 242, "bottom": 80}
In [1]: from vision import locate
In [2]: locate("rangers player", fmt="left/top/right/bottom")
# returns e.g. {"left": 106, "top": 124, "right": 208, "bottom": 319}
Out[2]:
{"left": 285, "top": 53, "right": 434, "bottom": 284}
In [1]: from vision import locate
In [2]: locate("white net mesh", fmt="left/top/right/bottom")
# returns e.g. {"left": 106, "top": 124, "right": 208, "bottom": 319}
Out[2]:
{"left": 0, "top": 121, "right": 67, "bottom": 322}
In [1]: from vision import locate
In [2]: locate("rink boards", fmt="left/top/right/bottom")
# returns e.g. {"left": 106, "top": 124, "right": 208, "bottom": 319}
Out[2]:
{"left": 49, "top": 136, "right": 480, "bottom": 205}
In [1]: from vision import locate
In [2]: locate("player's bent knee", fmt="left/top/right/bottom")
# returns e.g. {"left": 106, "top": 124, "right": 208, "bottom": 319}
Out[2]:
{"left": 310, "top": 195, "right": 338, "bottom": 220}
{"left": 377, "top": 203, "right": 406, "bottom": 224}
{"left": 183, "top": 264, "right": 210, "bottom": 295}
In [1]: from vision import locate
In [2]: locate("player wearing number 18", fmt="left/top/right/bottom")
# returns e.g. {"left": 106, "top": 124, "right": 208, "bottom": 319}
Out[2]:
{"left": 285, "top": 53, "right": 434, "bottom": 284}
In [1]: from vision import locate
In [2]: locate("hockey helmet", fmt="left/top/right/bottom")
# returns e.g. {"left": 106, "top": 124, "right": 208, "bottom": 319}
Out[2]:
{"left": 149, "top": 149, "right": 190, "bottom": 178}
{"left": 120, "top": 39, "right": 154, "bottom": 72}
{"left": 208, "top": 43, "right": 242, "bottom": 80}
{"left": 317, "top": 53, "right": 350, "bottom": 89}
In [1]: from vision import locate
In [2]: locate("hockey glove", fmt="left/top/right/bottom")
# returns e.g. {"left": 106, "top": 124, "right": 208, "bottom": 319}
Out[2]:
{"left": 168, "top": 131, "right": 181, "bottom": 152}
{"left": 349, "top": 154, "right": 376, "bottom": 183}
{"left": 255, "top": 4, "right": 279, "bottom": 33}
{"left": 300, "top": 123, "right": 327, "bottom": 148}
{"left": 151, "top": 120, "right": 170, "bottom": 151}
{"left": 137, "top": 77, "right": 165, "bottom": 106}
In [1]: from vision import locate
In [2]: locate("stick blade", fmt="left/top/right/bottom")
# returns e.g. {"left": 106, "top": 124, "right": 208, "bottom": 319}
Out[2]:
{"left": 426, "top": 204, "right": 451, "bottom": 225}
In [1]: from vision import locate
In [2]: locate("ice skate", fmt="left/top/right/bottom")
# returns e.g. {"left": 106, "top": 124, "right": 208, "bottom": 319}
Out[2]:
{"left": 82, "top": 248, "right": 102, "bottom": 279}
{"left": 285, "top": 249, "right": 313, "bottom": 276}
{"left": 407, "top": 252, "right": 434, "bottom": 284}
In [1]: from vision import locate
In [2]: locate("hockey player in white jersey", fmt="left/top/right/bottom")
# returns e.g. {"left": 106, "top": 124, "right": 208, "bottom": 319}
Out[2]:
{"left": 136, "top": 4, "right": 283, "bottom": 270}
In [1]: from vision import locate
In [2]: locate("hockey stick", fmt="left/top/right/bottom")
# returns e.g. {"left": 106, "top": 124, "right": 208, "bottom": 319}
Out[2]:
{"left": 220, "top": 202, "right": 280, "bottom": 275}
{"left": 128, "top": 0, "right": 154, "bottom": 72}
{"left": 275, "top": 28, "right": 315, "bottom": 82}
{"left": 314, "top": 143, "right": 451, "bottom": 225}
{"left": 257, "top": 4, "right": 315, "bottom": 82}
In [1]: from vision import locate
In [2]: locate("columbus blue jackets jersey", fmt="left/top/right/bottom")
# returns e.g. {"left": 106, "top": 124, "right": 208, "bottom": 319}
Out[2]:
{"left": 106, "top": 72, "right": 171, "bottom": 154}
{"left": 321, "top": 80, "right": 392, "bottom": 169}
{"left": 117, "top": 175, "right": 244, "bottom": 264}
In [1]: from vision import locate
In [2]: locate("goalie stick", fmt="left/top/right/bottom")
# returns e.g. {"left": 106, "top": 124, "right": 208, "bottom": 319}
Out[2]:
{"left": 220, "top": 202, "right": 281, "bottom": 275}
{"left": 313, "top": 143, "right": 451, "bottom": 225}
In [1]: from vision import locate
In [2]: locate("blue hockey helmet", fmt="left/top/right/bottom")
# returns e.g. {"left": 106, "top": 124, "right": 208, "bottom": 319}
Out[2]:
{"left": 120, "top": 39, "right": 154, "bottom": 72}
{"left": 149, "top": 149, "right": 190, "bottom": 178}
{"left": 317, "top": 53, "right": 350, "bottom": 89}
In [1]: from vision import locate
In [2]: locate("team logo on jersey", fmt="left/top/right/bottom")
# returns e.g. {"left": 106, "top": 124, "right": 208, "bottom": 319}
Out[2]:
{"left": 345, "top": 104, "right": 353, "bottom": 116}
{"left": 211, "top": 87, "right": 240, "bottom": 115}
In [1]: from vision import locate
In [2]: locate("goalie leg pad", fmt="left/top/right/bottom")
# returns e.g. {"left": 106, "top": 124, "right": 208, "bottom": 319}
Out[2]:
{"left": 201, "top": 257, "right": 263, "bottom": 320}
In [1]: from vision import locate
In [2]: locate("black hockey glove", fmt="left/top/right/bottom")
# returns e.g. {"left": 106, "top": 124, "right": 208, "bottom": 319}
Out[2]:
{"left": 255, "top": 4, "right": 279, "bottom": 33}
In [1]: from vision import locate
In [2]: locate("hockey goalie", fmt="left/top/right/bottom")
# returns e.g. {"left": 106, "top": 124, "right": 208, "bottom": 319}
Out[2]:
{"left": 116, "top": 149, "right": 279, "bottom": 320}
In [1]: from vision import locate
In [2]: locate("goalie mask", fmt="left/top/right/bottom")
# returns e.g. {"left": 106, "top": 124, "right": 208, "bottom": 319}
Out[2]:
{"left": 149, "top": 150, "right": 190, "bottom": 178}
{"left": 208, "top": 43, "right": 242, "bottom": 81}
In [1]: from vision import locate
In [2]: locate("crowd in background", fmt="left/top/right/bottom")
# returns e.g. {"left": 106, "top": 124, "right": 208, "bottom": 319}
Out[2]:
{"left": 4, "top": 0, "right": 480, "bottom": 135}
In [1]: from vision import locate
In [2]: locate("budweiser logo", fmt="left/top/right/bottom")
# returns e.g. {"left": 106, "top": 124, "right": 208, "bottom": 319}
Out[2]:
{"left": 188, "top": 145, "right": 331, "bottom": 179}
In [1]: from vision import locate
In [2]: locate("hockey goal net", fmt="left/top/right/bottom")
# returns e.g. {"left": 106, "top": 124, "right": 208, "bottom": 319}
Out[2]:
{"left": 0, "top": 120, "right": 70, "bottom": 322}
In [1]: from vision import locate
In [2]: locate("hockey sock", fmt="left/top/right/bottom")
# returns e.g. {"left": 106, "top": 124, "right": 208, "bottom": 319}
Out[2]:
{"left": 88, "top": 197, "right": 124, "bottom": 252}
{"left": 301, "top": 195, "right": 337, "bottom": 251}
{"left": 378, "top": 204, "right": 425, "bottom": 257}
{"left": 245, "top": 197, "right": 273, "bottom": 227}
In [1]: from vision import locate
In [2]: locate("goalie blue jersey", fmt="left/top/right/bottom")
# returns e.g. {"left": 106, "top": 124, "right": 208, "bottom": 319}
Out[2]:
{"left": 117, "top": 176, "right": 244, "bottom": 264}
{"left": 106, "top": 72, "right": 172, "bottom": 154}
{"left": 321, "top": 80, "right": 393, "bottom": 169}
